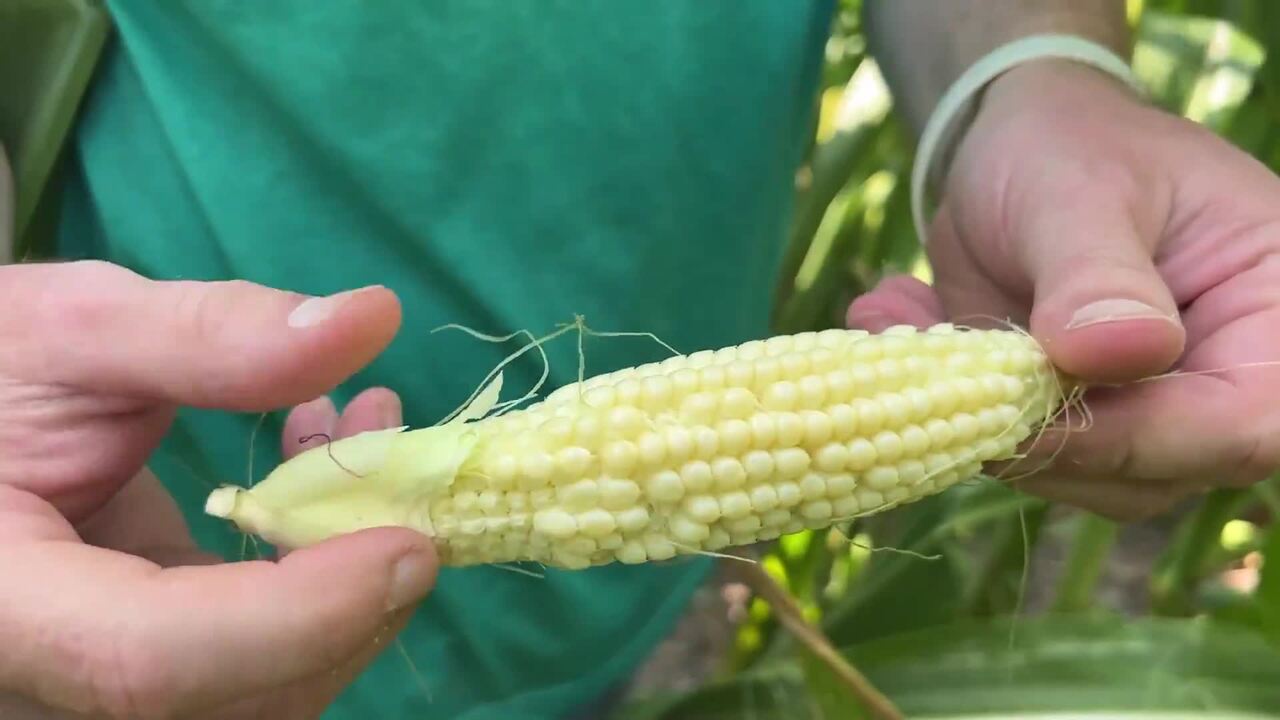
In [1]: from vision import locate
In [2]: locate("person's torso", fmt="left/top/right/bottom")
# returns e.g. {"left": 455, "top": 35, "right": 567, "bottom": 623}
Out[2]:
{"left": 56, "top": 2, "right": 833, "bottom": 717}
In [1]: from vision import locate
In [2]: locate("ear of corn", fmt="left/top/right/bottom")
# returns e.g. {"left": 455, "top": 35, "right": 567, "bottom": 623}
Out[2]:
{"left": 205, "top": 323, "right": 1067, "bottom": 570}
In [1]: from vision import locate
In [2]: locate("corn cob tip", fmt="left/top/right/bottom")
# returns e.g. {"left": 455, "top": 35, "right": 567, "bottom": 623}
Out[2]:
{"left": 205, "top": 485, "right": 241, "bottom": 519}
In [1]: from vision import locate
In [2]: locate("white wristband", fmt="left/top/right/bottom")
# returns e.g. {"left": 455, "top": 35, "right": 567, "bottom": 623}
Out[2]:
{"left": 910, "top": 33, "right": 1144, "bottom": 247}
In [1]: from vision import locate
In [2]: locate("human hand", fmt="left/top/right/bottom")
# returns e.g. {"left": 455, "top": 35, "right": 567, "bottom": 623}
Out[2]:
{"left": 0, "top": 260, "right": 436, "bottom": 719}
{"left": 847, "top": 59, "right": 1280, "bottom": 520}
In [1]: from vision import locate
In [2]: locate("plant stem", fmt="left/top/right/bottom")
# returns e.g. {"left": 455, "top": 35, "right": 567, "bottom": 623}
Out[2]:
{"left": 1052, "top": 512, "right": 1118, "bottom": 613}
{"left": 728, "top": 556, "right": 905, "bottom": 720}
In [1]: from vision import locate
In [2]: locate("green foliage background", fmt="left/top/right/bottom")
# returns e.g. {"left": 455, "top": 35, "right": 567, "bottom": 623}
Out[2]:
{"left": 619, "top": 1, "right": 1280, "bottom": 717}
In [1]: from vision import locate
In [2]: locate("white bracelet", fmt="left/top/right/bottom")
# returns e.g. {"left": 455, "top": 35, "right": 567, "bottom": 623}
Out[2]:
{"left": 910, "top": 33, "right": 1145, "bottom": 247}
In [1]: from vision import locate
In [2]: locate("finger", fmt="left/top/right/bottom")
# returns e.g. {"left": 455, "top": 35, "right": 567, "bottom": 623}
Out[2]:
{"left": 1011, "top": 189, "right": 1185, "bottom": 383}
{"left": 845, "top": 274, "right": 946, "bottom": 331}
{"left": 75, "top": 468, "right": 209, "bottom": 564}
{"left": 1008, "top": 474, "right": 1196, "bottom": 522}
{"left": 0, "top": 261, "right": 402, "bottom": 411}
{"left": 0, "top": 491, "right": 437, "bottom": 719}
{"left": 282, "top": 396, "right": 340, "bottom": 460}
{"left": 336, "top": 387, "right": 403, "bottom": 438}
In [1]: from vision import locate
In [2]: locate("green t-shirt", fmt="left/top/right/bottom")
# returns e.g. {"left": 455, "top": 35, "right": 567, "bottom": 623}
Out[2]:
{"left": 55, "top": 2, "right": 832, "bottom": 718}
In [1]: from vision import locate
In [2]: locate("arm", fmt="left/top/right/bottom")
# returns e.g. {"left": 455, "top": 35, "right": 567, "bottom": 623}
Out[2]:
{"left": 861, "top": 0, "right": 1131, "bottom": 136}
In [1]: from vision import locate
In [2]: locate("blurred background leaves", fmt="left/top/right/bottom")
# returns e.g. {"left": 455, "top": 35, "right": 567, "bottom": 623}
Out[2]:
{"left": 618, "top": 0, "right": 1280, "bottom": 717}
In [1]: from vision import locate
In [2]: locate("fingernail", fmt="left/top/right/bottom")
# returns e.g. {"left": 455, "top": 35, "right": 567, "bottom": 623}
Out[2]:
{"left": 387, "top": 547, "right": 434, "bottom": 611}
{"left": 287, "top": 288, "right": 366, "bottom": 329}
{"left": 1065, "top": 299, "right": 1175, "bottom": 330}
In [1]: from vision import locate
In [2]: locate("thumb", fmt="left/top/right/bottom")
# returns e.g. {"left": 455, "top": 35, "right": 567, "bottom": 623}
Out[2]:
{"left": 1016, "top": 197, "right": 1185, "bottom": 383}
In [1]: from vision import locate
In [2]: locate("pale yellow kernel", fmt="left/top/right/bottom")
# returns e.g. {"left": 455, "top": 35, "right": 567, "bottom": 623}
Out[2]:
{"left": 872, "top": 431, "right": 904, "bottom": 464}
{"left": 753, "top": 356, "right": 781, "bottom": 387}
{"left": 904, "top": 387, "right": 933, "bottom": 420}
{"left": 749, "top": 413, "right": 777, "bottom": 447}
{"left": 854, "top": 399, "right": 885, "bottom": 434}
{"left": 997, "top": 403, "right": 1023, "bottom": 428}
{"left": 670, "top": 515, "right": 710, "bottom": 544}
{"left": 635, "top": 432, "right": 667, "bottom": 467}
{"left": 681, "top": 393, "right": 718, "bottom": 424}
{"left": 617, "top": 507, "right": 651, "bottom": 533}
{"left": 694, "top": 426, "right": 719, "bottom": 457}
{"left": 928, "top": 382, "right": 959, "bottom": 417}
{"left": 507, "top": 493, "right": 528, "bottom": 512}
{"left": 976, "top": 407, "right": 1006, "bottom": 436}
{"left": 902, "top": 356, "right": 931, "bottom": 382}
{"left": 876, "top": 358, "right": 904, "bottom": 389}
{"left": 599, "top": 477, "right": 641, "bottom": 510}
{"left": 542, "top": 416, "right": 575, "bottom": 444}
{"left": 615, "top": 378, "right": 644, "bottom": 406}
{"left": 583, "top": 385, "right": 617, "bottom": 408}
{"left": 980, "top": 374, "right": 1008, "bottom": 404}
{"left": 924, "top": 418, "right": 955, "bottom": 450}
{"left": 617, "top": 541, "right": 648, "bottom": 564}
{"left": 726, "top": 360, "right": 754, "bottom": 387}
{"left": 671, "top": 368, "right": 700, "bottom": 394}
{"left": 983, "top": 350, "right": 1009, "bottom": 373}
{"left": 856, "top": 488, "right": 886, "bottom": 510}
{"left": 900, "top": 425, "right": 930, "bottom": 457}
{"left": 832, "top": 495, "right": 860, "bottom": 518}
{"left": 798, "top": 376, "right": 827, "bottom": 408}
{"left": 608, "top": 406, "right": 646, "bottom": 436}
{"left": 799, "top": 473, "right": 828, "bottom": 500}
{"left": 736, "top": 339, "right": 766, "bottom": 360}
{"left": 720, "top": 491, "right": 753, "bottom": 519}
{"left": 899, "top": 459, "right": 926, "bottom": 486}
{"left": 699, "top": 365, "right": 727, "bottom": 391}
{"left": 817, "top": 328, "right": 855, "bottom": 347}
{"left": 749, "top": 485, "right": 780, "bottom": 511}
{"left": 763, "top": 381, "right": 798, "bottom": 411}
{"left": 644, "top": 535, "right": 677, "bottom": 561}
{"left": 664, "top": 427, "right": 695, "bottom": 463}
{"left": 573, "top": 414, "right": 603, "bottom": 445}
{"left": 800, "top": 409, "right": 833, "bottom": 446}
{"left": 641, "top": 375, "right": 673, "bottom": 409}
{"left": 454, "top": 490, "right": 479, "bottom": 512}
{"left": 1008, "top": 349, "right": 1036, "bottom": 373}
{"left": 865, "top": 465, "right": 900, "bottom": 490}
{"left": 578, "top": 508, "right": 617, "bottom": 537}
{"left": 721, "top": 387, "right": 757, "bottom": 419}
{"left": 1002, "top": 376, "right": 1026, "bottom": 403}
{"left": 718, "top": 418, "right": 752, "bottom": 456}
{"left": 880, "top": 393, "right": 912, "bottom": 427}
{"left": 826, "top": 473, "right": 856, "bottom": 497}
{"left": 763, "top": 508, "right": 792, "bottom": 528}
{"left": 955, "top": 377, "right": 985, "bottom": 409}
{"left": 773, "top": 447, "right": 811, "bottom": 477}
{"left": 952, "top": 413, "right": 981, "bottom": 444}
{"left": 681, "top": 460, "right": 714, "bottom": 492}
{"left": 645, "top": 468, "right": 686, "bottom": 502}
{"left": 814, "top": 443, "right": 850, "bottom": 473}
{"left": 555, "top": 446, "right": 594, "bottom": 478}
{"left": 947, "top": 352, "right": 977, "bottom": 375}
{"left": 559, "top": 479, "right": 600, "bottom": 510}
{"left": 711, "top": 457, "right": 747, "bottom": 490}
{"left": 808, "top": 346, "right": 837, "bottom": 371}
{"left": 551, "top": 551, "right": 591, "bottom": 570}
{"left": 825, "top": 370, "right": 853, "bottom": 402}
{"left": 976, "top": 438, "right": 1003, "bottom": 461}
{"left": 727, "top": 515, "right": 763, "bottom": 535}
{"left": 743, "top": 449, "right": 775, "bottom": 481}
{"left": 850, "top": 364, "right": 877, "bottom": 395}
{"left": 924, "top": 453, "right": 954, "bottom": 476}
{"left": 684, "top": 495, "right": 722, "bottom": 524}
{"left": 884, "top": 486, "right": 911, "bottom": 504}
{"left": 488, "top": 455, "right": 518, "bottom": 489}
{"left": 601, "top": 441, "right": 639, "bottom": 476}
{"left": 775, "top": 412, "right": 805, "bottom": 446}
{"left": 529, "top": 488, "right": 555, "bottom": 508}
{"left": 706, "top": 527, "right": 732, "bottom": 550}
{"left": 802, "top": 500, "right": 833, "bottom": 521}
{"left": 850, "top": 338, "right": 881, "bottom": 362}
{"left": 765, "top": 335, "right": 795, "bottom": 355}
{"left": 519, "top": 451, "right": 554, "bottom": 488}
{"left": 477, "top": 491, "right": 501, "bottom": 515}
{"left": 776, "top": 482, "right": 803, "bottom": 507}
{"left": 533, "top": 509, "right": 577, "bottom": 538}
{"left": 829, "top": 404, "right": 857, "bottom": 438}
{"left": 846, "top": 438, "right": 877, "bottom": 471}
{"left": 687, "top": 349, "right": 716, "bottom": 367}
